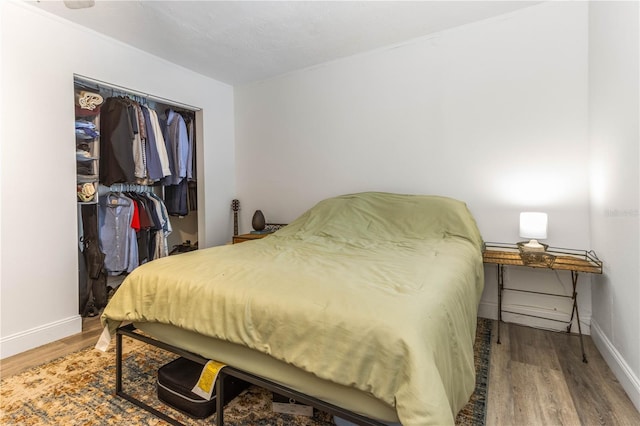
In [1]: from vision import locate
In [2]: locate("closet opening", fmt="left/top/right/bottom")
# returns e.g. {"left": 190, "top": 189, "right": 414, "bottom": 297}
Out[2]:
{"left": 74, "top": 75, "right": 202, "bottom": 325}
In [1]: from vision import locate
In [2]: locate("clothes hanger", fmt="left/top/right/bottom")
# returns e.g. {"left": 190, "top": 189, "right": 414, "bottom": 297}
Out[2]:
{"left": 106, "top": 191, "right": 130, "bottom": 207}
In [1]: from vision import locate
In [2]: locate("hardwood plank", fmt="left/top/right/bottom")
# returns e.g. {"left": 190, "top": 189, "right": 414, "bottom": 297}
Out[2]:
{"left": 486, "top": 321, "right": 515, "bottom": 426}
{"left": 550, "top": 331, "right": 612, "bottom": 424}
{"left": 510, "top": 360, "right": 549, "bottom": 425}
{"left": 510, "top": 360, "right": 581, "bottom": 425}
{"left": 530, "top": 363, "right": 581, "bottom": 425}
{"left": 508, "top": 322, "right": 562, "bottom": 371}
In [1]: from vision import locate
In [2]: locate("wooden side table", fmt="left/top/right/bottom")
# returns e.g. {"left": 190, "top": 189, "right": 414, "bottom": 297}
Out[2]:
{"left": 483, "top": 243, "right": 603, "bottom": 362}
{"left": 232, "top": 233, "right": 272, "bottom": 244}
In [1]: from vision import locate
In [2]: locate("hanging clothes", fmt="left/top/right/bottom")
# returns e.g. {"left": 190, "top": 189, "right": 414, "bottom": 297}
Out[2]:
{"left": 130, "top": 101, "right": 147, "bottom": 182}
{"left": 98, "top": 192, "right": 138, "bottom": 275}
{"left": 126, "top": 192, "right": 151, "bottom": 264}
{"left": 100, "top": 97, "right": 176, "bottom": 186}
{"left": 141, "top": 105, "right": 170, "bottom": 182}
{"left": 182, "top": 111, "right": 197, "bottom": 212}
{"left": 97, "top": 189, "right": 173, "bottom": 275}
{"left": 151, "top": 107, "right": 173, "bottom": 179}
{"left": 162, "top": 109, "right": 190, "bottom": 186}
{"left": 146, "top": 191, "right": 172, "bottom": 258}
{"left": 181, "top": 111, "right": 196, "bottom": 182}
{"left": 164, "top": 179, "right": 189, "bottom": 216}
{"left": 162, "top": 109, "right": 196, "bottom": 215}
{"left": 100, "top": 97, "right": 136, "bottom": 186}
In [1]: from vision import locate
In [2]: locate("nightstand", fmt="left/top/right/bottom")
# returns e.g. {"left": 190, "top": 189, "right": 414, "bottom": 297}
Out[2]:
{"left": 483, "top": 243, "right": 603, "bottom": 362}
{"left": 232, "top": 233, "right": 272, "bottom": 244}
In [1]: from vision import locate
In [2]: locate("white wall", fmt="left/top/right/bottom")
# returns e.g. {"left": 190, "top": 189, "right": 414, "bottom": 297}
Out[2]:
{"left": 0, "top": 1, "right": 235, "bottom": 358}
{"left": 588, "top": 1, "right": 640, "bottom": 411}
{"left": 236, "top": 2, "right": 591, "bottom": 330}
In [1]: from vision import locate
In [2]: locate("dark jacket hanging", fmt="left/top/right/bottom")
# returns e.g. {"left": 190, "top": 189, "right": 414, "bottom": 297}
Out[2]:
{"left": 100, "top": 97, "right": 136, "bottom": 186}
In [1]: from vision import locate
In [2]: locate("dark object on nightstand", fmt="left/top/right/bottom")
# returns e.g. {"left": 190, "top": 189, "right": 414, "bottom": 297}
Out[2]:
{"left": 252, "top": 210, "right": 265, "bottom": 231}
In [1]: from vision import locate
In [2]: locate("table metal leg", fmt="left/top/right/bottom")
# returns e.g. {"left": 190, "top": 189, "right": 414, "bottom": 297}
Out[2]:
{"left": 568, "top": 271, "right": 588, "bottom": 363}
{"left": 497, "top": 264, "right": 504, "bottom": 344}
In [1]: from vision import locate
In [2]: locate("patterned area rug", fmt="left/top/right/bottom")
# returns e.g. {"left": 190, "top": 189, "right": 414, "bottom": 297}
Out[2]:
{"left": 0, "top": 318, "right": 491, "bottom": 425}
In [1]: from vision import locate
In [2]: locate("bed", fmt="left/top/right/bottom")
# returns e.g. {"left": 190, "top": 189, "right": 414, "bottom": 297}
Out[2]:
{"left": 98, "top": 192, "right": 485, "bottom": 425}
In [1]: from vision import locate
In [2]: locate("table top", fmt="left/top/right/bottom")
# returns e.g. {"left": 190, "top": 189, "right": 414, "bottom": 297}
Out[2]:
{"left": 232, "top": 232, "right": 273, "bottom": 243}
{"left": 483, "top": 243, "right": 603, "bottom": 274}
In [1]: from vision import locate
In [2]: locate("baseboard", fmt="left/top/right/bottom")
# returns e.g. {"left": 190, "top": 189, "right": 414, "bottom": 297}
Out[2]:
{"left": 478, "top": 300, "right": 498, "bottom": 320}
{"left": 0, "top": 315, "right": 82, "bottom": 359}
{"left": 591, "top": 319, "right": 640, "bottom": 413}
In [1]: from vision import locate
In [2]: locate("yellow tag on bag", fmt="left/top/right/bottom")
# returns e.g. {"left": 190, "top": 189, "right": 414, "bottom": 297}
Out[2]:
{"left": 191, "top": 360, "right": 226, "bottom": 400}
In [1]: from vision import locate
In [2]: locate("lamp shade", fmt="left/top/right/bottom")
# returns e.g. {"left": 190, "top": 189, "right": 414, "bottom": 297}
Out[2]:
{"left": 519, "top": 212, "right": 548, "bottom": 240}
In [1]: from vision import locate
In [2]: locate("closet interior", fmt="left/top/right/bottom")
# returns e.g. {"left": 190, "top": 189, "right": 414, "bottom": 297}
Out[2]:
{"left": 75, "top": 76, "right": 200, "bottom": 318}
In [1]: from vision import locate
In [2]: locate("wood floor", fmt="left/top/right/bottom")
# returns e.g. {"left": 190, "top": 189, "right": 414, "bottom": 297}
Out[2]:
{"left": 1, "top": 318, "right": 639, "bottom": 425}
{"left": 487, "top": 321, "right": 640, "bottom": 426}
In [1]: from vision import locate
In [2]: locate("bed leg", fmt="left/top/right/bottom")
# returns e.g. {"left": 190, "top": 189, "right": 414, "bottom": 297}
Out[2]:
{"left": 115, "top": 330, "right": 123, "bottom": 392}
{"left": 216, "top": 372, "right": 225, "bottom": 426}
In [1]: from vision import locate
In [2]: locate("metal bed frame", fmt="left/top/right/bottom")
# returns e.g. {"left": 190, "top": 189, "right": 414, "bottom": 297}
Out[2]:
{"left": 115, "top": 323, "right": 387, "bottom": 426}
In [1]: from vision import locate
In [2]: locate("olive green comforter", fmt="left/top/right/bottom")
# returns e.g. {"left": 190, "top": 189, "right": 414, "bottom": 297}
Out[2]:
{"left": 101, "top": 192, "right": 485, "bottom": 425}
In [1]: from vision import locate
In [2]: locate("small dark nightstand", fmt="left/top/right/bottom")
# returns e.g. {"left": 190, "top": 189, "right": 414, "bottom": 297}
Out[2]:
{"left": 483, "top": 242, "right": 602, "bottom": 362}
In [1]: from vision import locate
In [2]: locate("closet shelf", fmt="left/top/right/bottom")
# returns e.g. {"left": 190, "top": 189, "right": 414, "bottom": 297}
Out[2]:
{"left": 76, "top": 154, "right": 98, "bottom": 162}
{"left": 77, "top": 174, "right": 98, "bottom": 183}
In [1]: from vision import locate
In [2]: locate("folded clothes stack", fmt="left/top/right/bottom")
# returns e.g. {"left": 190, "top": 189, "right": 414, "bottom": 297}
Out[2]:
{"left": 75, "top": 119, "right": 100, "bottom": 140}
{"left": 77, "top": 182, "right": 96, "bottom": 202}
{"left": 75, "top": 90, "right": 103, "bottom": 117}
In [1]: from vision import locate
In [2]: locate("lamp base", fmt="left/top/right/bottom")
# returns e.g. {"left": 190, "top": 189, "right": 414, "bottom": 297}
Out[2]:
{"left": 517, "top": 241, "right": 554, "bottom": 266}
{"left": 521, "top": 239, "right": 546, "bottom": 252}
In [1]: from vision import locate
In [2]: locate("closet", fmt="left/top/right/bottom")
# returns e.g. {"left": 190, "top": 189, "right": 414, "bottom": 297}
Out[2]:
{"left": 75, "top": 76, "right": 200, "bottom": 317}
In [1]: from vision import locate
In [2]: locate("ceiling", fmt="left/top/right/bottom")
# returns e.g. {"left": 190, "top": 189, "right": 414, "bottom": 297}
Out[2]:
{"left": 31, "top": 1, "right": 541, "bottom": 86}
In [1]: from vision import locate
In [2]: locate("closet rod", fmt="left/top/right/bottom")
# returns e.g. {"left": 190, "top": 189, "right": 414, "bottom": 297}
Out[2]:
{"left": 74, "top": 74, "right": 201, "bottom": 112}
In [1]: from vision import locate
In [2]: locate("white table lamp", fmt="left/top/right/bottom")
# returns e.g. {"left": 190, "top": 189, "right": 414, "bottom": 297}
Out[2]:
{"left": 519, "top": 212, "right": 548, "bottom": 251}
